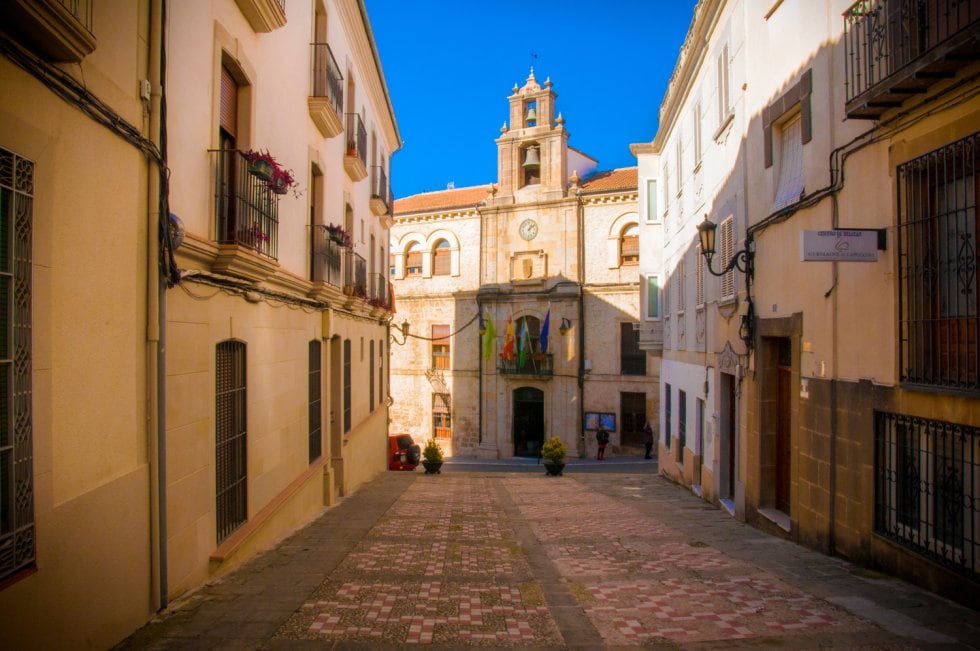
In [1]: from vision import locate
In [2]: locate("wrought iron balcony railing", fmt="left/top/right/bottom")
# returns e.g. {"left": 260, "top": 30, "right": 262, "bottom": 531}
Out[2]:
{"left": 311, "top": 225, "right": 348, "bottom": 287}
{"left": 310, "top": 42, "right": 343, "bottom": 116}
{"left": 352, "top": 252, "right": 367, "bottom": 297}
{"left": 345, "top": 113, "right": 367, "bottom": 166}
{"left": 498, "top": 354, "right": 554, "bottom": 377}
{"left": 212, "top": 149, "right": 278, "bottom": 259}
{"left": 844, "top": 0, "right": 980, "bottom": 119}
{"left": 368, "top": 272, "right": 388, "bottom": 304}
{"left": 371, "top": 166, "right": 391, "bottom": 210}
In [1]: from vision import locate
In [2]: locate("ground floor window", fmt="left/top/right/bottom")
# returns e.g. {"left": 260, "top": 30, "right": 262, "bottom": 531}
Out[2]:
{"left": 216, "top": 340, "right": 247, "bottom": 543}
{"left": 433, "top": 393, "right": 451, "bottom": 439}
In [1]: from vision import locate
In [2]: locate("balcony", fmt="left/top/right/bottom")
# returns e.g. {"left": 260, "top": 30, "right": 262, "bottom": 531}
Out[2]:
{"left": 638, "top": 320, "right": 664, "bottom": 354}
{"left": 370, "top": 166, "right": 391, "bottom": 216}
{"left": 310, "top": 225, "right": 347, "bottom": 288}
{"left": 4, "top": 0, "right": 97, "bottom": 62}
{"left": 367, "top": 272, "right": 391, "bottom": 312}
{"left": 308, "top": 42, "right": 343, "bottom": 138}
{"left": 234, "top": 0, "right": 286, "bottom": 33}
{"left": 211, "top": 149, "right": 279, "bottom": 281}
{"left": 844, "top": 0, "right": 980, "bottom": 119}
{"left": 351, "top": 252, "right": 367, "bottom": 297}
{"left": 498, "top": 354, "right": 554, "bottom": 377}
{"left": 344, "top": 113, "right": 368, "bottom": 181}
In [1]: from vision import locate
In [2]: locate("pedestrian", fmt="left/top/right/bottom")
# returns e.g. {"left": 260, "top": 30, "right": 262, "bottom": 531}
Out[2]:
{"left": 643, "top": 420, "right": 654, "bottom": 459}
{"left": 596, "top": 427, "right": 610, "bottom": 460}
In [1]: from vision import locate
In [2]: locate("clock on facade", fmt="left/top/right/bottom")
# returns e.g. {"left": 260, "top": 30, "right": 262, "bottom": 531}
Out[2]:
{"left": 519, "top": 219, "right": 538, "bottom": 240}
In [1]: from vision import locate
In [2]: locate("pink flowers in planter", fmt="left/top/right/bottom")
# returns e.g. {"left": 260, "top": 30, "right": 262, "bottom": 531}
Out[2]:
{"left": 243, "top": 149, "right": 297, "bottom": 195}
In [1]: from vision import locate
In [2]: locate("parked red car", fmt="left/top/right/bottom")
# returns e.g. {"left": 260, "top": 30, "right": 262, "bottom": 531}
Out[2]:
{"left": 389, "top": 434, "right": 421, "bottom": 471}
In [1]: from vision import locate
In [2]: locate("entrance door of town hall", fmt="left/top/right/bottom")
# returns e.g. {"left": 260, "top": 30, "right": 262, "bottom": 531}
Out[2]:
{"left": 513, "top": 387, "right": 544, "bottom": 457}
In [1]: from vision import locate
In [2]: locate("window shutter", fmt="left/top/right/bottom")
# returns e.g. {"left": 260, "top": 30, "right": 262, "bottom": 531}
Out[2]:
{"left": 677, "top": 257, "right": 686, "bottom": 312}
{"left": 220, "top": 66, "right": 238, "bottom": 137}
{"left": 406, "top": 251, "right": 422, "bottom": 273}
{"left": 432, "top": 324, "right": 450, "bottom": 346}
{"left": 696, "top": 245, "right": 705, "bottom": 306}
{"left": 621, "top": 234, "right": 639, "bottom": 263}
{"left": 433, "top": 249, "right": 451, "bottom": 275}
{"left": 720, "top": 217, "right": 735, "bottom": 299}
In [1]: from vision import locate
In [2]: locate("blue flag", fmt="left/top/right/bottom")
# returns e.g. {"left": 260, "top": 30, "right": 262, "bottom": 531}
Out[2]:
{"left": 540, "top": 309, "right": 550, "bottom": 353}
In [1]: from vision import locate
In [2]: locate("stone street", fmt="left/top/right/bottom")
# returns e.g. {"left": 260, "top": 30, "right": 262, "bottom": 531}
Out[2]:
{"left": 118, "top": 460, "right": 978, "bottom": 649}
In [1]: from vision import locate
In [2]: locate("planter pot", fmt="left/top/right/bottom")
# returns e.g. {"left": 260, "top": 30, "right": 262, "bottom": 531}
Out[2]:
{"left": 544, "top": 462, "right": 565, "bottom": 476}
{"left": 422, "top": 461, "right": 443, "bottom": 474}
{"left": 328, "top": 232, "right": 346, "bottom": 246}
{"left": 248, "top": 159, "right": 274, "bottom": 181}
{"left": 269, "top": 175, "right": 289, "bottom": 195}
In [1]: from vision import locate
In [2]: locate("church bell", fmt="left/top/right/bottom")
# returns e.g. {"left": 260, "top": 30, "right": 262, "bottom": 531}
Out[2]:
{"left": 522, "top": 146, "right": 540, "bottom": 168}
{"left": 525, "top": 105, "right": 537, "bottom": 124}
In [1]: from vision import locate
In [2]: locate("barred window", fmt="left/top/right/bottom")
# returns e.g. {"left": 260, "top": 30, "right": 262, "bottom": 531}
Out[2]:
{"left": 433, "top": 394, "right": 451, "bottom": 439}
{"left": 343, "top": 339, "right": 351, "bottom": 433}
{"left": 309, "top": 340, "right": 321, "bottom": 463}
{"left": 432, "top": 324, "right": 450, "bottom": 370}
{"left": 0, "top": 147, "right": 34, "bottom": 582}
{"left": 898, "top": 132, "right": 978, "bottom": 392}
{"left": 432, "top": 239, "right": 451, "bottom": 276}
{"left": 369, "top": 339, "right": 375, "bottom": 412}
{"left": 216, "top": 340, "right": 247, "bottom": 543}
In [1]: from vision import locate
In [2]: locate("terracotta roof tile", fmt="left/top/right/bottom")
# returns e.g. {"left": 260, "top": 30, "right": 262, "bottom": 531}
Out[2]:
{"left": 393, "top": 185, "right": 489, "bottom": 215}
{"left": 580, "top": 167, "right": 637, "bottom": 193}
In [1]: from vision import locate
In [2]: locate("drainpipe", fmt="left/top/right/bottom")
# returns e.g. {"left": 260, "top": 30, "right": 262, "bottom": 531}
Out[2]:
{"left": 148, "top": 0, "right": 168, "bottom": 610}
{"left": 576, "top": 190, "right": 586, "bottom": 459}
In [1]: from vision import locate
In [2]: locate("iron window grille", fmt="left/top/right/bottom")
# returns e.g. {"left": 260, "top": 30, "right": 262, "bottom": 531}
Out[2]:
{"left": 0, "top": 147, "right": 34, "bottom": 582}
{"left": 308, "top": 340, "right": 321, "bottom": 463}
{"left": 874, "top": 410, "right": 979, "bottom": 579}
{"left": 215, "top": 341, "right": 247, "bottom": 543}
{"left": 898, "top": 131, "right": 978, "bottom": 393}
{"left": 369, "top": 340, "right": 375, "bottom": 412}
{"left": 343, "top": 339, "right": 351, "bottom": 433}
{"left": 310, "top": 42, "right": 343, "bottom": 116}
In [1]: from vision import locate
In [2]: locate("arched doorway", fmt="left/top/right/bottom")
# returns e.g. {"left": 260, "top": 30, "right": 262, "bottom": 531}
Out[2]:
{"left": 513, "top": 387, "right": 544, "bottom": 457}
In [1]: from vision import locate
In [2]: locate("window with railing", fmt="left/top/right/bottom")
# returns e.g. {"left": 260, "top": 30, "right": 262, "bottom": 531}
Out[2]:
{"left": 353, "top": 253, "right": 367, "bottom": 297}
{"left": 0, "top": 147, "right": 35, "bottom": 582}
{"left": 310, "top": 42, "right": 343, "bottom": 115}
{"left": 898, "top": 132, "right": 978, "bottom": 392}
{"left": 212, "top": 149, "right": 279, "bottom": 259}
{"left": 311, "top": 225, "right": 347, "bottom": 287}
{"left": 371, "top": 165, "right": 390, "bottom": 209}
{"left": 216, "top": 340, "right": 247, "bottom": 543}
{"left": 875, "top": 410, "right": 979, "bottom": 579}
{"left": 345, "top": 113, "right": 367, "bottom": 164}
{"left": 308, "top": 340, "right": 321, "bottom": 463}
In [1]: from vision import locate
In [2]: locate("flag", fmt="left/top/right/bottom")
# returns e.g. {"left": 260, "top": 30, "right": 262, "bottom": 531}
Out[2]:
{"left": 518, "top": 319, "right": 528, "bottom": 368}
{"left": 501, "top": 317, "right": 515, "bottom": 361}
{"left": 482, "top": 314, "right": 496, "bottom": 360}
{"left": 539, "top": 309, "right": 551, "bottom": 354}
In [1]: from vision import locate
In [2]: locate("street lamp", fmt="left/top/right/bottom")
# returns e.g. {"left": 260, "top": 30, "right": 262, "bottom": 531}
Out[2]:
{"left": 696, "top": 216, "right": 755, "bottom": 349}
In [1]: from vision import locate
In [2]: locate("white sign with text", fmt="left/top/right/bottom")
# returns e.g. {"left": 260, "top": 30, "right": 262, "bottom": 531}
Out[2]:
{"left": 800, "top": 230, "right": 878, "bottom": 262}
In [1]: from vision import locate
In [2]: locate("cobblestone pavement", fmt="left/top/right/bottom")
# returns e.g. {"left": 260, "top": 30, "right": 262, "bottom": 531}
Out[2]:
{"left": 118, "top": 464, "right": 979, "bottom": 650}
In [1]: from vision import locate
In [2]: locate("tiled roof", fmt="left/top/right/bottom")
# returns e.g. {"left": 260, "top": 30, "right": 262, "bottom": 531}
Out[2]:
{"left": 393, "top": 185, "right": 489, "bottom": 215}
{"left": 579, "top": 167, "right": 637, "bottom": 193}
{"left": 393, "top": 166, "right": 638, "bottom": 215}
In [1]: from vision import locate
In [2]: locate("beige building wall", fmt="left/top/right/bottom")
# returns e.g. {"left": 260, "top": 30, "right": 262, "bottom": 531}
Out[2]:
{"left": 164, "top": 0, "right": 399, "bottom": 601}
{"left": 637, "top": 0, "right": 980, "bottom": 605}
{"left": 0, "top": 1, "right": 156, "bottom": 647}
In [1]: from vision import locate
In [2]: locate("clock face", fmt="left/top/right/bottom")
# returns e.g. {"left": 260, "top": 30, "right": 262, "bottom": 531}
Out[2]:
{"left": 519, "top": 219, "right": 538, "bottom": 241}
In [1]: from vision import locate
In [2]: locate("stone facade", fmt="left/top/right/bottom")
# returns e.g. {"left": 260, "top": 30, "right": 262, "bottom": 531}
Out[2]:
{"left": 391, "top": 71, "right": 658, "bottom": 461}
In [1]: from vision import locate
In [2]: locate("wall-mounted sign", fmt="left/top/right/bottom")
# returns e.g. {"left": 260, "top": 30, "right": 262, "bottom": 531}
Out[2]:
{"left": 800, "top": 229, "right": 879, "bottom": 262}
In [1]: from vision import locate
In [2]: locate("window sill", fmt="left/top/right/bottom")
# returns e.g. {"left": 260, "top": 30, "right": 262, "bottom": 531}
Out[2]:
{"left": 713, "top": 112, "right": 734, "bottom": 142}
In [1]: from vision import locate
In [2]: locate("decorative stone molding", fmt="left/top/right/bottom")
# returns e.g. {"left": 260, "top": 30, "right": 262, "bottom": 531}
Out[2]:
{"left": 234, "top": 0, "right": 287, "bottom": 33}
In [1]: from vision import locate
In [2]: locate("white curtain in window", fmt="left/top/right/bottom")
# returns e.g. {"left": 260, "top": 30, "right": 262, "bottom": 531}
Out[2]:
{"left": 774, "top": 114, "right": 804, "bottom": 209}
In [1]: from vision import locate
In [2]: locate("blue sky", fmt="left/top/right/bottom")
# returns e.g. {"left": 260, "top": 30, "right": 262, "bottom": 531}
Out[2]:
{"left": 365, "top": 1, "right": 699, "bottom": 199}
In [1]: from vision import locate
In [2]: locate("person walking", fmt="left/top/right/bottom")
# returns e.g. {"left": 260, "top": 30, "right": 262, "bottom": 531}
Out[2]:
{"left": 596, "top": 427, "right": 610, "bottom": 460}
{"left": 643, "top": 420, "right": 654, "bottom": 459}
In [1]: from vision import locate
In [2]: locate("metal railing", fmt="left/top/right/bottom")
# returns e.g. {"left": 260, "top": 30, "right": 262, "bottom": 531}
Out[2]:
{"left": 371, "top": 166, "right": 391, "bottom": 209}
{"left": 212, "top": 149, "right": 279, "bottom": 259}
{"left": 310, "top": 225, "right": 347, "bottom": 286}
{"left": 352, "top": 252, "right": 367, "bottom": 296}
{"left": 844, "top": 0, "right": 980, "bottom": 103}
{"left": 345, "top": 113, "right": 367, "bottom": 167}
{"left": 310, "top": 42, "right": 343, "bottom": 116}
{"left": 368, "top": 272, "right": 388, "bottom": 305}
{"left": 498, "top": 353, "right": 554, "bottom": 376}
{"left": 874, "top": 410, "right": 979, "bottom": 579}
{"left": 58, "top": 0, "right": 94, "bottom": 34}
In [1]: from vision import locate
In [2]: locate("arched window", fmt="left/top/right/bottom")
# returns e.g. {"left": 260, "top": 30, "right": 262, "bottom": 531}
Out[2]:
{"left": 432, "top": 239, "right": 451, "bottom": 276}
{"left": 406, "top": 241, "right": 422, "bottom": 276}
{"left": 620, "top": 224, "right": 639, "bottom": 266}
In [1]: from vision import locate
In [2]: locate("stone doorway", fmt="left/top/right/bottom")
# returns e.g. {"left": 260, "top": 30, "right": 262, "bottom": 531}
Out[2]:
{"left": 513, "top": 387, "right": 544, "bottom": 457}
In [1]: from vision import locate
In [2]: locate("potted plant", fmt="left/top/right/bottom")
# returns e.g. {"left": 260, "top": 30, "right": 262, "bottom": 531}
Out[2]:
{"left": 325, "top": 223, "right": 352, "bottom": 249}
{"left": 268, "top": 166, "right": 296, "bottom": 195}
{"left": 541, "top": 436, "right": 567, "bottom": 476}
{"left": 242, "top": 149, "right": 276, "bottom": 181}
{"left": 422, "top": 439, "right": 444, "bottom": 474}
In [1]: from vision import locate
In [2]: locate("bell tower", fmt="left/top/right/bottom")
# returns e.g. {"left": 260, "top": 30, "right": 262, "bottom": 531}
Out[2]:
{"left": 495, "top": 68, "right": 569, "bottom": 201}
